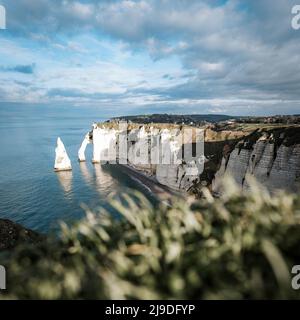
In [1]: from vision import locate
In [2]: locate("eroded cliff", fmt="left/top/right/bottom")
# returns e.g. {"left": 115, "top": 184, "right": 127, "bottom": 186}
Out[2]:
{"left": 90, "top": 122, "right": 300, "bottom": 194}
{"left": 212, "top": 127, "right": 300, "bottom": 194}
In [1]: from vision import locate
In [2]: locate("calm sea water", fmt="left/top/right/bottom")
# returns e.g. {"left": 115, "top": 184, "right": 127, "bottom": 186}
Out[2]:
{"left": 0, "top": 104, "right": 154, "bottom": 233}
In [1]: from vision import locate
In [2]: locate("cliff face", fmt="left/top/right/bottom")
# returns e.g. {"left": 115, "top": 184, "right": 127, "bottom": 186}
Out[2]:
{"left": 213, "top": 128, "right": 300, "bottom": 193}
{"left": 91, "top": 123, "right": 204, "bottom": 191}
{"left": 91, "top": 123, "right": 300, "bottom": 194}
{"left": 264, "top": 144, "right": 300, "bottom": 191}
{"left": 156, "top": 163, "right": 200, "bottom": 191}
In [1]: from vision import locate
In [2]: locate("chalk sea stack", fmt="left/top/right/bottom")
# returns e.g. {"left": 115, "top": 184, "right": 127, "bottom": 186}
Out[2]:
{"left": 54, "top": 137, "right": 72, "bottom": 172}
{"left": 78, "top": 133, "right": 91, "bottom": 162}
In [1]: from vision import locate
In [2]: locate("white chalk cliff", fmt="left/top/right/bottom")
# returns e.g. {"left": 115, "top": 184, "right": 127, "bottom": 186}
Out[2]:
{"left": 90, "top": 123, "right": 300, "bottom": 194}
{"left": 92, "top": 126, "right": 117, "bottom": 163}
{"left": 78, "top": 133, "right": 91, "bottom": 162}
{"left": 91, "top": 124, "right": 202, "bottom": 191}
{"left": 54, "top": 137, "right": 72, "bottom": 172}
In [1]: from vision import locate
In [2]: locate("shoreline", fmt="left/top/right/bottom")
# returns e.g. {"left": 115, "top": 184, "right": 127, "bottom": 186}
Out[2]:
{"left": 116, "top": 164, "right": 184, "bottom": 202}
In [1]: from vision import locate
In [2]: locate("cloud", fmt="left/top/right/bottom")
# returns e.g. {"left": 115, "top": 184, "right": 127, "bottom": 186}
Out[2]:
{"left": 47, "top": 88, "right": 123, "bottom": 100}
{"left": 0, "top": 64, "right": 35, "bottom": 74}
{"left": 1, "top": 0, "right": 300, "bottom": 115}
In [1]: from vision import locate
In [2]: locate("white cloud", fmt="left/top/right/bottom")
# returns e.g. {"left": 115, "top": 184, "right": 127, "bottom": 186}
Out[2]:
{"left": 1, "top": 0, "right": 300, "bottom": 115}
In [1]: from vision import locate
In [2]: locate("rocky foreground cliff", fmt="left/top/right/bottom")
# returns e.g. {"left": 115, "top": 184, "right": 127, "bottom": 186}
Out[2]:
{"left": 90, "top": 122, "right": 300, "bottom": 195}
{"left": 0, "top": 219, "right": 42, "bottom": 251}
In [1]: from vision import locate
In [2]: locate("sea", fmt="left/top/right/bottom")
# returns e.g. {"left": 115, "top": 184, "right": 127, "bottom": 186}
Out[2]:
{"left": 0, "top": 104, "right": 154, "bottom": 234}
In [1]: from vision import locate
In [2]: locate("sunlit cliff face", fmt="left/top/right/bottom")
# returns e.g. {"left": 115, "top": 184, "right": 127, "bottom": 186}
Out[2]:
{"left": 88, "top": 124, "right": 204, "bottom": 191}
{"left": 87, "top": 123, "right": 300, "bottom": 193}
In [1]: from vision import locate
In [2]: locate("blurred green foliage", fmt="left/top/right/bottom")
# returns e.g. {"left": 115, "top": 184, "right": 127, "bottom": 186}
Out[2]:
{"left": 1, "top": 177, "right": 300, "bottom": 299}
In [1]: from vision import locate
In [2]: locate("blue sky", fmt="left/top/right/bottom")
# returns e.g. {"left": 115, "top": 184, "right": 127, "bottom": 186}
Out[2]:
{"left": 0, "top": 0, "right": 300, "bottom": 116}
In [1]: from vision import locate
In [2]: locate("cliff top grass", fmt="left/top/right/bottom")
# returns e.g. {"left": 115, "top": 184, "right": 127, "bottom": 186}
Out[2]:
{"left": 97, "top": 121, "right": 194, "bottom": 131}
{"left": 96, "top": 121, "right": 300, "bottom": 144}
{"left": 96, "top": 121, "right": 248, "bottom": 143}
{"left": 1, "top": 177, "right": 300, "bottom": 300}
{"left": 237, "top": 125, "right": 300, "bottom": 149}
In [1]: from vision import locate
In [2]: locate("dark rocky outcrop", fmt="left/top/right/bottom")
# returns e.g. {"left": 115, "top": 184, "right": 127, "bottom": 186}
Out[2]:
{"left": 0, "top": 219, "right": 43, "bottom": 251}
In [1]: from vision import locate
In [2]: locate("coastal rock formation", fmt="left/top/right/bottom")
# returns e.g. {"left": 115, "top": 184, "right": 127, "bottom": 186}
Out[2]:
{"left": 92, "top": 126, "right": 117, "bottom": 163}
{"left": 213, "top": 129, "right": 300, "bottom": 193}
{"left": 78, "top": 133, "right": 91, "bottom": 162}
{"left": 128, "top": 126, "right": 150, "bottom": 168}
{"left": 91, "top": 123, "right": 204, "bottom": 191}
{"left": 54, "top": 137, "right": 72, "bottom": 172}
{"left": 0, "top": 219, "right": 43, "bottom": 251}
{"left": 249, "top": 143, "right": 300, "bottom": 192}
{"left": 91, "top": 122, "right": 300, "bottom": 194}
{"left": 223, "top": 148, "right": 253, "bottom": 186}
{"left": 156, "top": 163, "right": 200, "bottom": 191}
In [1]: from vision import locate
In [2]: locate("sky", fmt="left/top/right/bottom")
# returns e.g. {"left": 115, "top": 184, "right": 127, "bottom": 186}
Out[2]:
{"left": 0, "top": 0, "right": 300, "bottom": 116}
